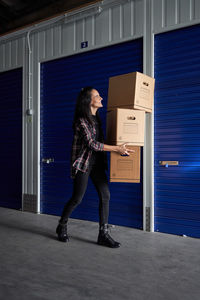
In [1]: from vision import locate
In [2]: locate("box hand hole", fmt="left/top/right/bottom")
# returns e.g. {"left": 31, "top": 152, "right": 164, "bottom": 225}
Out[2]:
{"left": 127, "top": 116, "right": 136, "bottom": 120}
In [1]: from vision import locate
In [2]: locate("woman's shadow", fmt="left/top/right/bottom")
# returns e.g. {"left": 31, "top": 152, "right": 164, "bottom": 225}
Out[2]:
{"left": 0, "top": 221, "right": 96, "bottom": 245}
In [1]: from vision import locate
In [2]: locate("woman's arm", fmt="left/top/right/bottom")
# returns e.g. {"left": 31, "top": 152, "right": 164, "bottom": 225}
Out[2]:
{"left": 103, "top": 143, "right": 135, "bottom": 156}
{"left": 78, "top": 118, "right": 104, "bottom": 151}
{"left": 78, "top": 118, "right": 134, "bottom": 155}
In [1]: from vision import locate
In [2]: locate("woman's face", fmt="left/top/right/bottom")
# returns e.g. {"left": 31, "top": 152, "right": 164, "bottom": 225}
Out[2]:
{"left": 90, "top": 89, "right": 103, "bottom": 109}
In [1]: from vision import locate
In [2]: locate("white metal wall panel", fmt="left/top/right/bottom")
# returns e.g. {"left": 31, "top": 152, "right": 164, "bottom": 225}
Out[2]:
{"left": 62, "top": 22, "right": 75, "bottom": 54}
{"left": 123, "top": 1, "right": 133, "bottom": 37}
{"left": 95, "top": 9, "right": 110, "bottom": 45}
{"left": 85, "top": 16, "right": 94, "bottom": 46}
{"left": 5, "top": 42, "right": 11, "bottom": 69}
{"left": 38, "top": 31, "right": 46, "bottom": 61}
{"left": 153, "top": 0, "right": 200, "bottom": 33}
{"left": 0, "top": 37, "right": 24, "bottom": 72}
{"left": 0, "top": 44, "right": 5, "bottom": 69}
{"left": 153, "top": 0, "right": 164, "bottom": 31}
{"left": 112, "top": 6, "right": 122, "bottom": 40}
{"left": 53, "top": 25, "right": 62, "bottom": 56}
{"left": 0, "top": 1, "right": 144, "bottom": 69}
{"left": 194, "top": 0, "right": 200, "bottom": 19}
{"left": 45, "top": 28, "right": 54, "bottom": 58}
{"left": 11, "top": 40, "right": 17, "bottom": 67}
{"left": 179, "top": 0, "right": 191, "bottom": 23}
{"left": 76, "top": 19, "right": 84, "bottom": 50}
{"left": 17, "top": 38, "right": 25, "bottom": 66}
{"left": 134, "top": 0, "right": 144, "bottom": 35}
{"left": 165, "top": 0, "right": 178, "bottom": 26}
{"left": 30, "top": 0, "right": 144, "bottom": 61}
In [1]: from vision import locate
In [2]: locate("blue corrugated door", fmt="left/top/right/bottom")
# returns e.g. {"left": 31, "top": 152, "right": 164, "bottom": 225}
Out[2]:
{"left": 40, "top": 39, "right": 143, "bottom": 228}
{"left": 0, "top": 68, "right": 22, "bottom": 209}
{"left": 154, "top": 25, "right": 200, "bottom": 238}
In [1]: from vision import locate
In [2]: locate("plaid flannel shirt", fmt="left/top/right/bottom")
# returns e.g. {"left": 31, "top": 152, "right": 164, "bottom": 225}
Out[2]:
{"left": 71, "top": 117, "right": 104, "bottom": 178}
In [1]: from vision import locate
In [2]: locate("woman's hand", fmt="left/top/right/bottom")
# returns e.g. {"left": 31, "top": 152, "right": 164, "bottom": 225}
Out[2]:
{"left": 116, "top": 143, "right": 135, "bottom": 156}
{"left": 103, "top": 143, "right": 135, "bottom": 155}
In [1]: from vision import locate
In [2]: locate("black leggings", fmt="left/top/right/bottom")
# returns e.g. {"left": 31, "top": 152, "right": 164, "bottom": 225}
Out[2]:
{"left": 60, "top": 164, "right": 110, "bottom": 226}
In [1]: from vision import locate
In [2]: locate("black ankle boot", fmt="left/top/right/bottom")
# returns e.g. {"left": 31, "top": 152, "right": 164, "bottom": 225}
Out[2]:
{"left": 56, "top": 222, "right": 69, "bottom": 242}
{"left": 97, "top": 224, "right": 121, "bottom": 248}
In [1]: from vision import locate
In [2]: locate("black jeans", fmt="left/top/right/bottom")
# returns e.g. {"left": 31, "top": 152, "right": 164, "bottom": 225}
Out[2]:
{"left": 60, "top": 164, "right": 110, "bottom": 226}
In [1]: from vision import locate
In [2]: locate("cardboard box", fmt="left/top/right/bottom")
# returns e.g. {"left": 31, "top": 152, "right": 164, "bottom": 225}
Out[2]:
{"left": 110, "top": 146, "right": 140, "bottom": 183}
{"left": 107, "top": 72, "right": 155, "bottom": 112}
{"left": 106, "top": 108, "right": 145, "bottom": 146}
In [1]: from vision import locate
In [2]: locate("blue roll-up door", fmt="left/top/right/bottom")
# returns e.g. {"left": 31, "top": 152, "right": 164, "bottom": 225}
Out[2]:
{"left": 0, "top": 68, "right": 22, "bottom": 210}
{"left": 154, "top": 25, "right": 200, "bottom": 238}
{"left": 40, "top": 39, "right": 143, "bottom": 228}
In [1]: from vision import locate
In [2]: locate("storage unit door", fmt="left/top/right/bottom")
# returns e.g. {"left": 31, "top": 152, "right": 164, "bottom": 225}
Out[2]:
{"left": 154, "top": 25, "right": 200, "bottom": 238}
{"left": 40, "top": 39, "right": 143, "bottom": 228}
{"left": 0, "top": 68, "right": 22, "bottom": 210}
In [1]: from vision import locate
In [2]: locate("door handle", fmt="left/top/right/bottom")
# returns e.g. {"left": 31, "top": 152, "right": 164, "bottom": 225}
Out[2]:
{"left": 42, "top": 158, "right": 54, "bottom": 164}
{"left": 159, "top": 161, "right": 179, "bottom": 167}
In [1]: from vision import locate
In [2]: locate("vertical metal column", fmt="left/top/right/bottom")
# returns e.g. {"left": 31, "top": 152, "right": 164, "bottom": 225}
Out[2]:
{"left": 143, "top": 0, "right": 154, "bottom": 232}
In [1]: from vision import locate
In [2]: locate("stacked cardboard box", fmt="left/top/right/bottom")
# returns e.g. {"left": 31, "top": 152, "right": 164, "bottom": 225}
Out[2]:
{"left": 106, "top": 71, "right": 155, "bottom": 183}
{"left": 106, "top": 108, "right": 145, "bottom": 147}
{"left": 110, "top": 146, "right": 140, "bottom": 183}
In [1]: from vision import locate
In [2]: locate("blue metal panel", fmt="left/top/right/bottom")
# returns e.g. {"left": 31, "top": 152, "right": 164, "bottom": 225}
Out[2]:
{"left": 0, "top": 68, "right": 22, "bottom": 209}
{"left": 40, "top": 39, "right": 143, "bottom": 228}
{"left": 154, "top": 25, "right": 200, "bottom": 238}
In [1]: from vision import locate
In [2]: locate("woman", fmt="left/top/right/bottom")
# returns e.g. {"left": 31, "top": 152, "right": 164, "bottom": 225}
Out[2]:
{"left": 56, "top": 86, "right": 134, "bottom": 248}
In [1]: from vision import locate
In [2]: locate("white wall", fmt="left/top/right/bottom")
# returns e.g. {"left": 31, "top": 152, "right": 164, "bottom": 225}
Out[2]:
{"left": 153, "top": 0, "right": 200, "bottom": 33}
{"left": 0, "top": 0, "right": 200, "bottom": 229}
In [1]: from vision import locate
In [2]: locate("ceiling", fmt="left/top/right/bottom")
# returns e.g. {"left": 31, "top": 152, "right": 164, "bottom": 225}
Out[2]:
{"left": 0, "top": 0, "right": 97, "bottom": 36}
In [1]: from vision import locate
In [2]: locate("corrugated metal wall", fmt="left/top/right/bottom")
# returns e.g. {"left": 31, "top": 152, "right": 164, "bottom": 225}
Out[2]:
{"left": 35, "top": 1, "right": 144, "bottom": 60}
{"left": 2, "top": 0, "right": 200, "bottom": 72}
{"left": 153, "top": 0, "right": 200, "bottom": 33}
{"left": 0, "top": 37, "right": 25, "bottom": 70}
{"left": 154, "top": 24, "right": 200, "bottom": 238}
{"left": 0, "top": 68, "right": 22, "bottom": 209}
{"left": 0, "top": 0, "right": 200, "bottom": 231}
{"left": 40, "top": 39, "right": 143, "bottom": 228}
{"left": 0, "top": 0, "right": 144, "bottom": 70}
{"left": 1, "top": 0, "right": 145, "bottom": 204}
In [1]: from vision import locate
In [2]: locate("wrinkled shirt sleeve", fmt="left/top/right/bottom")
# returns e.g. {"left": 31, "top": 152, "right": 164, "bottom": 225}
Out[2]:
{"left": 78, "top": 118, "right": 104, "bottom": 152}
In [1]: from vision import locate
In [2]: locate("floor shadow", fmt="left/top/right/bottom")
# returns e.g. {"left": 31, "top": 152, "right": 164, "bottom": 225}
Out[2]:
{"left": 0, "top": 221, "right": 98, "bottom": 245}
{"left": 0, "top": 221, "right": 57, "bottom": 240}
{"left": 70, "top": 235, "right": 97, "bottom": 245}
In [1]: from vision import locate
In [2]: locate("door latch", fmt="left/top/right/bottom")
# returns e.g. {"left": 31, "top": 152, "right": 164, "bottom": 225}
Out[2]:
{"left": 42, "top": 158, "right": 54, "bottom": 164}
{"left": 159, "top": 161, "right": 179, "bottom": 167}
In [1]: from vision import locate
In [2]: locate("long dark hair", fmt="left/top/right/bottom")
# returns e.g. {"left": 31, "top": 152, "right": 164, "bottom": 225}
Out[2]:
{"left": 73, "top": 86, "right": 101, "bottom": 130}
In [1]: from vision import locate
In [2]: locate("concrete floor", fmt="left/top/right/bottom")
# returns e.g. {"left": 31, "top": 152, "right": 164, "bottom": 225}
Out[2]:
{"left": 0, "top": 207, "right": 200, "bottom": 300}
